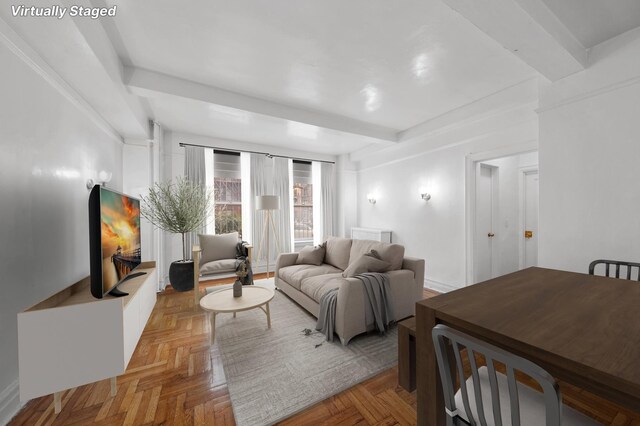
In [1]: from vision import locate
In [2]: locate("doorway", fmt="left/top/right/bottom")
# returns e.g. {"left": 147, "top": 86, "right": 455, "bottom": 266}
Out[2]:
{"left": 468, "top": 150, "right": 539, "bottom": 284}
{"left": 521, "top": 169, "right": 539, "bottom": 268}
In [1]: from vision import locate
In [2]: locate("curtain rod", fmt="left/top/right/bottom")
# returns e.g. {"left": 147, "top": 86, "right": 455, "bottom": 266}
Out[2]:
{"left": 178, "top": 142, "right": 335, "bottom": 164}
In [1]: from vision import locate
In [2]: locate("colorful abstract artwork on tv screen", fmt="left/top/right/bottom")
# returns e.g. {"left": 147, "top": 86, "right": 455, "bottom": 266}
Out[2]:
{"left": 100, "top": 189, "right": 141, "bottom": 293}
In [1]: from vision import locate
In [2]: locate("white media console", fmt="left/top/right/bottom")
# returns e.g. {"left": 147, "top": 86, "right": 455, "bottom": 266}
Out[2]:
{"left": 17, "top": 262, "right": 157, "bottom": 413}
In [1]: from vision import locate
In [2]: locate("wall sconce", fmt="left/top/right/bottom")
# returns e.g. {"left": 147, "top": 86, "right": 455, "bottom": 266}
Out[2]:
{"left": 86, "top": 170, "right": 113, "bottom": 190}
{"left": 367, "top": 193, "right": 376, "bottom": 204}
{"left": 419, "top": 187, "right": 431, "bottom": 201}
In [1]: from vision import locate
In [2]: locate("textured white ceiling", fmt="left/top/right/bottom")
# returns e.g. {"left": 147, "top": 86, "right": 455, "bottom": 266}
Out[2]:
{"left": 541, "top": 0, "right": 640, "bottom": 47}
{"left": 106, "top": 0, "right": 535, "bottom": 131}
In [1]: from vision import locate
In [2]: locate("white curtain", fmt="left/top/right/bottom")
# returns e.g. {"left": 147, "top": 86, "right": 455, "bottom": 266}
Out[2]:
{"left": 312, "top": 161, "right": 322, "bottom": 245}
{"left": 184, "top": 145, "right": 206, "bottom": 259}
{"left": 250, "top": 154, "right": 293, "bottom": 266}
{"left": 250, "top": 154, "right": 268, "bottom": 263}
{"left": 273, "top": 157, "right": 293, "bottom": 254}
{"left": 240, "top": 152, "right": 252, "bottom": 243}
{"left": 321, "top": 162, "right": 336, "bottom": 240}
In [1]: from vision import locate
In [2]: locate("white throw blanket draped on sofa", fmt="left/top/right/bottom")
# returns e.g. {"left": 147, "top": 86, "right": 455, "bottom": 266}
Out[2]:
{"left": 316, "top": 272, "right": 393, "bottom": 342}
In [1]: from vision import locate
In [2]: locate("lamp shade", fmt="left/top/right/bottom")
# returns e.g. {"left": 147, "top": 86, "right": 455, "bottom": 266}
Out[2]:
{"left": 255, "top": 195, "right": 280, "bottom": 210}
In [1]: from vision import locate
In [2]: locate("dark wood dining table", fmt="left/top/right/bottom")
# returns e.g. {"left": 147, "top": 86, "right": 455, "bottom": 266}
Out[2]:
{"left": 416, "top": 267, "right": 640, "bottom": 425}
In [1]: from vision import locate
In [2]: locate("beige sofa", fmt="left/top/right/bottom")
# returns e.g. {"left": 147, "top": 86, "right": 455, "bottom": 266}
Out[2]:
{"left": 275, "top": 237, "right": 425, "bottom": 345}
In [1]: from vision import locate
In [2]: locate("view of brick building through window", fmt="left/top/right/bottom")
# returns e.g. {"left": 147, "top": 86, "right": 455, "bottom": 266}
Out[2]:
{"left": 293, "top": 161, "right": 313, "bottom": 242}
{"left": 213, "top": 152, "right": 242, "bottom": 236}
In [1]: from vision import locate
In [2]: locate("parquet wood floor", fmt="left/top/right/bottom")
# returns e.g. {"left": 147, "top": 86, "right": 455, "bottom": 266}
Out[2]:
{"left": 9, "top": 277, "right": 640, "bottom": 425}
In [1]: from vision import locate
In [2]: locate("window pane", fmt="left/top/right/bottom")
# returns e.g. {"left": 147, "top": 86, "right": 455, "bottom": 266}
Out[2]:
{"left": 214, "top": 152, "right": 242, "bottom": 236}
{"left": 293, "top": 162, "right": 313, "bottom": 241}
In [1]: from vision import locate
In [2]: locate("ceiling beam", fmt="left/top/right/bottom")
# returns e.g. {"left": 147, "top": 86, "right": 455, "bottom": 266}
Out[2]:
{"left": 61, "top": 0, "right": 151, "bottom": 139}
{"left": 124, "top": 66, "right": 399, "bottom": 144}
{"left": 349, "top": 78, "right": 539, "bottom": 163}
{"left": 441, "top": 0, "right": 587, "bottom": 81}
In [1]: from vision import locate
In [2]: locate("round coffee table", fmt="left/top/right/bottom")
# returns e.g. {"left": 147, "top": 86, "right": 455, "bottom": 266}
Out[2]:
{"left": 199, "top": 286, "right": 275, "bottom": 344}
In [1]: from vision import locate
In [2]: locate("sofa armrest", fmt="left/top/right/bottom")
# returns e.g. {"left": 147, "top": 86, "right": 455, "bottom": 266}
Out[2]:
{"left": 402, "top": 256, "right": 425, "bottom": 297}
{"left": 275, "top": 253, "right": 298, "bottom": 287}
{"left": 276, "top": 253, "right": 298, "bottom": 270}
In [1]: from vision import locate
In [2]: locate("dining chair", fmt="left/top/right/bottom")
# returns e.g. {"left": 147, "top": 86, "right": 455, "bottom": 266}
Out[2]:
{"left": 588, "top": 259, "right": 640, "bottom": 280}
{"left": 431, "top": 324, "right": 601, "bottom": 426}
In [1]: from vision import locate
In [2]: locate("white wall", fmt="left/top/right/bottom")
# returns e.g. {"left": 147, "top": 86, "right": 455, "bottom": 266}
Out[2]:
{"left": 356, "top": 106, "right": 538, "bottom": 292}
{"left": 336, "top": 154, "right": 358, "bottom": 238}
{"left": 0, "top": 41, "right": 123, "bottom": 423}
{"left": 538, "top": 29, "right": 640, "bottom": 272}
{"left": 123, "top": 142, "right": 153, "bottom": 262}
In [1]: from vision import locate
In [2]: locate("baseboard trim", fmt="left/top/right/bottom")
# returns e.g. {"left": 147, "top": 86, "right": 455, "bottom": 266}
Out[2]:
{"left": 0, "top": 380, "right": 22, "bottom": 425}
{"left": 424, "top": 278, "right": 459, "bottom": 294}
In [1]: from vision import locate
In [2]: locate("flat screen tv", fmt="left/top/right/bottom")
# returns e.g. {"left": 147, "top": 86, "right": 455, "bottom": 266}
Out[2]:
{"left": 89, "top": 185, "right": 144, "bottom": 298}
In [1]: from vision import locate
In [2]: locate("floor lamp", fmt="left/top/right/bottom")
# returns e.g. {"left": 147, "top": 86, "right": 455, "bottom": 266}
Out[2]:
{"left": 255, "top": 195, "right": 281, "bottom": 278}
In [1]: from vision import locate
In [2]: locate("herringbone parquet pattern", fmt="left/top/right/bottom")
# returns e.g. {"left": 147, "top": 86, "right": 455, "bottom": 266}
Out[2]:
{"left": 9, "top": 277, "right": 640, "bottom": 425}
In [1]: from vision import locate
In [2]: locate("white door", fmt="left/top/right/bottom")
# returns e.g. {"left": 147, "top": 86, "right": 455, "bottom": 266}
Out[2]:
{"left": 475, "top": 164, "right": 496, "bottom": 282}
{"left": 523, "top": 171, "right": 539, "bottom": 268}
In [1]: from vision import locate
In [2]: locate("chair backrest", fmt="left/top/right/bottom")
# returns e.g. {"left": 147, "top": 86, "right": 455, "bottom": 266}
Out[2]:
{"left": 432, "top": 324, "right": 562, "bottom": 426}
{"left": 588, "top": 259, "right": 640, "bottom": 281}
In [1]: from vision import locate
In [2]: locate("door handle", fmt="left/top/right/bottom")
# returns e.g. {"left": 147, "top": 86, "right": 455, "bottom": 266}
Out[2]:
{"left": 488, "top": 233, "right": 495, "bottom": 238}
{"left": 524, "top": 230, "right": 533, "bottom": 239}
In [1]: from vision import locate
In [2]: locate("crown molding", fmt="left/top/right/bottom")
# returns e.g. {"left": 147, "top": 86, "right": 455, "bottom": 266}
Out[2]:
{"left": 536, "top": 74, "right": 640, "bottom": 114}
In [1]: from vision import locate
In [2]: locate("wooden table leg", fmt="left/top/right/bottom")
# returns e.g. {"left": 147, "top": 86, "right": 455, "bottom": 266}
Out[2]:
{"left": 416, "top": 304, "right": 444, "bottom": 426}
{"left": 398, "top": 321, "right": 416, "bottom": 391}
{"left": 110, "top": 377, "right": 117, "bottom": 397}
{"left": 54, "top": 391, "right": 62, "bottom": 414}
{"left": 212, "top": 313, "right": 217, "bottom": 342}
{"left": 266, "top": 302, "right": 271, "bottom": 329}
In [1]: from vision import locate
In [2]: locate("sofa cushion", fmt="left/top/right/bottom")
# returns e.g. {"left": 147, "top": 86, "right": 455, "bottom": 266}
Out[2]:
{"left": 200, "top": 259, "right": 236, "bottom": 275}
{"left": 199, "top": 232, "right": 238, "bottom": 265}
{"left": 300, "top": 274, "right": 347, "bottom": 302}
{"left": 296, "top": 243, "right": 326, "bottom": 266}
{"left": 278, "top": 263, "right": 343, "bottom": 290}
{"left": 324, "top": 237, "right": 352, "bottom": 270}
{"left": 349, "top": 239, "right": 405, "bottom": 271}
{"left": 342, "top": 253, "right": 391, "bottom": 278}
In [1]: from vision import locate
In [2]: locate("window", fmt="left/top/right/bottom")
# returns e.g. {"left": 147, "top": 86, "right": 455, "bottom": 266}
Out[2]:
{"left": 213, "top": 151, "right": 242, "bottom": 236}
{"left": 293, "top": 161, "right": 313, "bottom": 242}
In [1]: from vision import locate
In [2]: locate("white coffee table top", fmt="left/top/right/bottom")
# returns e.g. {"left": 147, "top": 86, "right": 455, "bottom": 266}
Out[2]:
{"left": 199, "top": 286, "right": 275, "bottom": 313}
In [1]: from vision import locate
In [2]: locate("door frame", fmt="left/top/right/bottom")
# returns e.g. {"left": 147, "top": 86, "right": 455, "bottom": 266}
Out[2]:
{"left": 519, "top": 167, "right": 539, "bottom": 269}
{"left": 465, "top": 142, "right": 537, "bottom": 286}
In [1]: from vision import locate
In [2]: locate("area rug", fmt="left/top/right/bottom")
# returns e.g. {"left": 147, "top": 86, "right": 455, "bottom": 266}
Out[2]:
{"left": 213, "top": 278, "right": 398, "bottom": 426}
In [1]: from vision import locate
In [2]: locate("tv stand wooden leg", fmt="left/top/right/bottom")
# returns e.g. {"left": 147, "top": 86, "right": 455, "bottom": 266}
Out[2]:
{"left": 54, "top": 391, "right": 62, "bottom": 414}
{"left": 110, "top": 377, "right": 117, "bottom": 397}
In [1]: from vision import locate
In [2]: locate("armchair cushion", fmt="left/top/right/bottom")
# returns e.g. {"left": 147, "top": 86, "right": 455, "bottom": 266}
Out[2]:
{"left": 200, "top": 259, "right": 236, "bottom": 275}
{"left": 199, "top": 232, "right": 238, "bottom": 265}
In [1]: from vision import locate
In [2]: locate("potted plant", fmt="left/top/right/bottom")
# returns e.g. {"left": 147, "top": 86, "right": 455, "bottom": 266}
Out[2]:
{"left": 140, "top": 177, "right": 212, "bottom": 292}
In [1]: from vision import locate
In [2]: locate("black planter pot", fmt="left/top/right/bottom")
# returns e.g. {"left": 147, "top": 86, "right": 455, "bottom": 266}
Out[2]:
{"left": 169, "top": 260, "right": 194, "bottom": 292}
